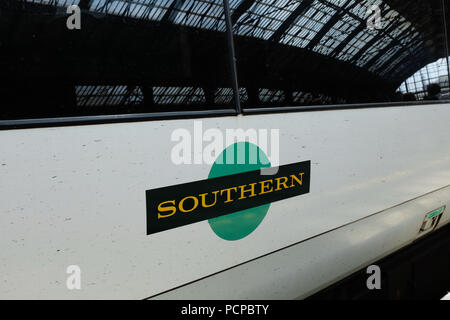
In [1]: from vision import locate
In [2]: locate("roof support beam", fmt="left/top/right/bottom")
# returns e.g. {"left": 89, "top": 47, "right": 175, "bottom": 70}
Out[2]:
{"left": 329, "top": 23, "right": 365, "bottom": 58}
{"left": 363, "top": 28, "right": 418, "bottom": 70}
{"left": 330, "top": 0, "right": 422, "bottom": 60}
{"left": 269, "top": 0, "right": 314, "bottom": 43}
{"left": 142, "top": 86, "right": 155, "bottom": 108}
{"left": 96, "top": 0, "right": 113, "bottom": 12}
{"left": 349, "top": 13, "right": 407, "bottom": 65}
{"left": 78, "top": 0, "right": 91, "bottom": 10}
{"left": 389, "top": 51, "right": 425, "bottom": 81}
{"left": 376, "top": 39, "right": 422, "bottom": 76}
{"left": 231, "top": 0, "right": 256, "bottom": 25}
{"left": 161, "top": 0, "right": 185, "bottom": 24}
{"left": 306, "top": 0, "right": 357, "bottom": 51}
{"left": 362, "top": 2, "right": 425, "bottom": 70}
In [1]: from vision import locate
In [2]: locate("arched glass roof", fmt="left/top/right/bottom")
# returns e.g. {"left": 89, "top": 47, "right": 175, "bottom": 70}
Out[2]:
{"left": 23, "top": 0, "right": 439, "bottom": 84}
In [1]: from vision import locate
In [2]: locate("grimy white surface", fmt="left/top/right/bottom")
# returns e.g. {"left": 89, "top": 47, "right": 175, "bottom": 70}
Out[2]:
{"left": 1, "top": 103, "right": 450, "bottom": 299}
{"left": 153, "top": 185, "right": 450, "bottom": 299}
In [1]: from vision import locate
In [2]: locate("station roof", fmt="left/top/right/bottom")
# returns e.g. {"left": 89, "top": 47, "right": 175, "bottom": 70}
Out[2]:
{"left": 2, "top": 0, "right": 447, "bottom": 109}
{"left": 20, "top": 0, "right": 444, "bottom": 84}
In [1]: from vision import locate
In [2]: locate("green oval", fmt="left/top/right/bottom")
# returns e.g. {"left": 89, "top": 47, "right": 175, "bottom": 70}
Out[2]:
{"left": 208, "top": 142, "right": 271, "bottom": 241}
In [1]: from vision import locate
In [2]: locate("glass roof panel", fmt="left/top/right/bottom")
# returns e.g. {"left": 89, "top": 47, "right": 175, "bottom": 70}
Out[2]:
{"left": 312, "top": 13, "right": 359, "bottom": 56}
{"left": 280, "top": 1, "right": 337, "bottom": 48}
{"left": 232, "top": 0, "right": 301, "bottom": 40}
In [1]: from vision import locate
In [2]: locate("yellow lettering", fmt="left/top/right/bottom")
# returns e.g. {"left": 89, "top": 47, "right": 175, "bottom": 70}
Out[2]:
{"left": 259, "top": 179, "right": 273, "bottom": 195}
{"left": 157, "top": 200, "right": 177, "bottom": 219}
{"left": 290, "top": 173, "right": 304, "bottom": 187}
{"left": 179, "top": 196, "right": 199, "bottom": 213}
{"left": 275, "top": 177, "right": 289, "bottom": 191}
{"left": 220, "top": 187, "right": 238, "bottom": 203}
{"left": 238, "top": 183, "right": 257, "bottom": 200}
{"left": 199, "top": 191, "right": 219, "bottom": 208}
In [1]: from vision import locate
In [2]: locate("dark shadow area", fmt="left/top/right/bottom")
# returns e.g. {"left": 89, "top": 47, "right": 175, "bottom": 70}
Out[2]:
{"left": 0, "top": 0, "right": 449, "bottom": 120}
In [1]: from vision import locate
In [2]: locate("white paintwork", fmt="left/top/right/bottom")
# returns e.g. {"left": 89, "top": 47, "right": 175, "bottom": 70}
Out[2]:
{"left": 154, "top": 185, "right": 450, "bottom": 299}
{"left": 1, "top": 103, "right": 450, "bottom": 299}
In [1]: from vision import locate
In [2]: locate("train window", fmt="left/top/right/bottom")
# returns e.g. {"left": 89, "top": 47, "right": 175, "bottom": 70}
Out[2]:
{"left": 230, "top": 0, "right": 450, "bottom": 108}
{"left": 0, "top": 0, "right": 236, "bottom": 120}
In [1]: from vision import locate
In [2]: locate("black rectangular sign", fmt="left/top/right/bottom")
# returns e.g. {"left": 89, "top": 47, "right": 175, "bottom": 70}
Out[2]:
{"left": 146, "top": 161, "right": 311, "bottom": 235}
